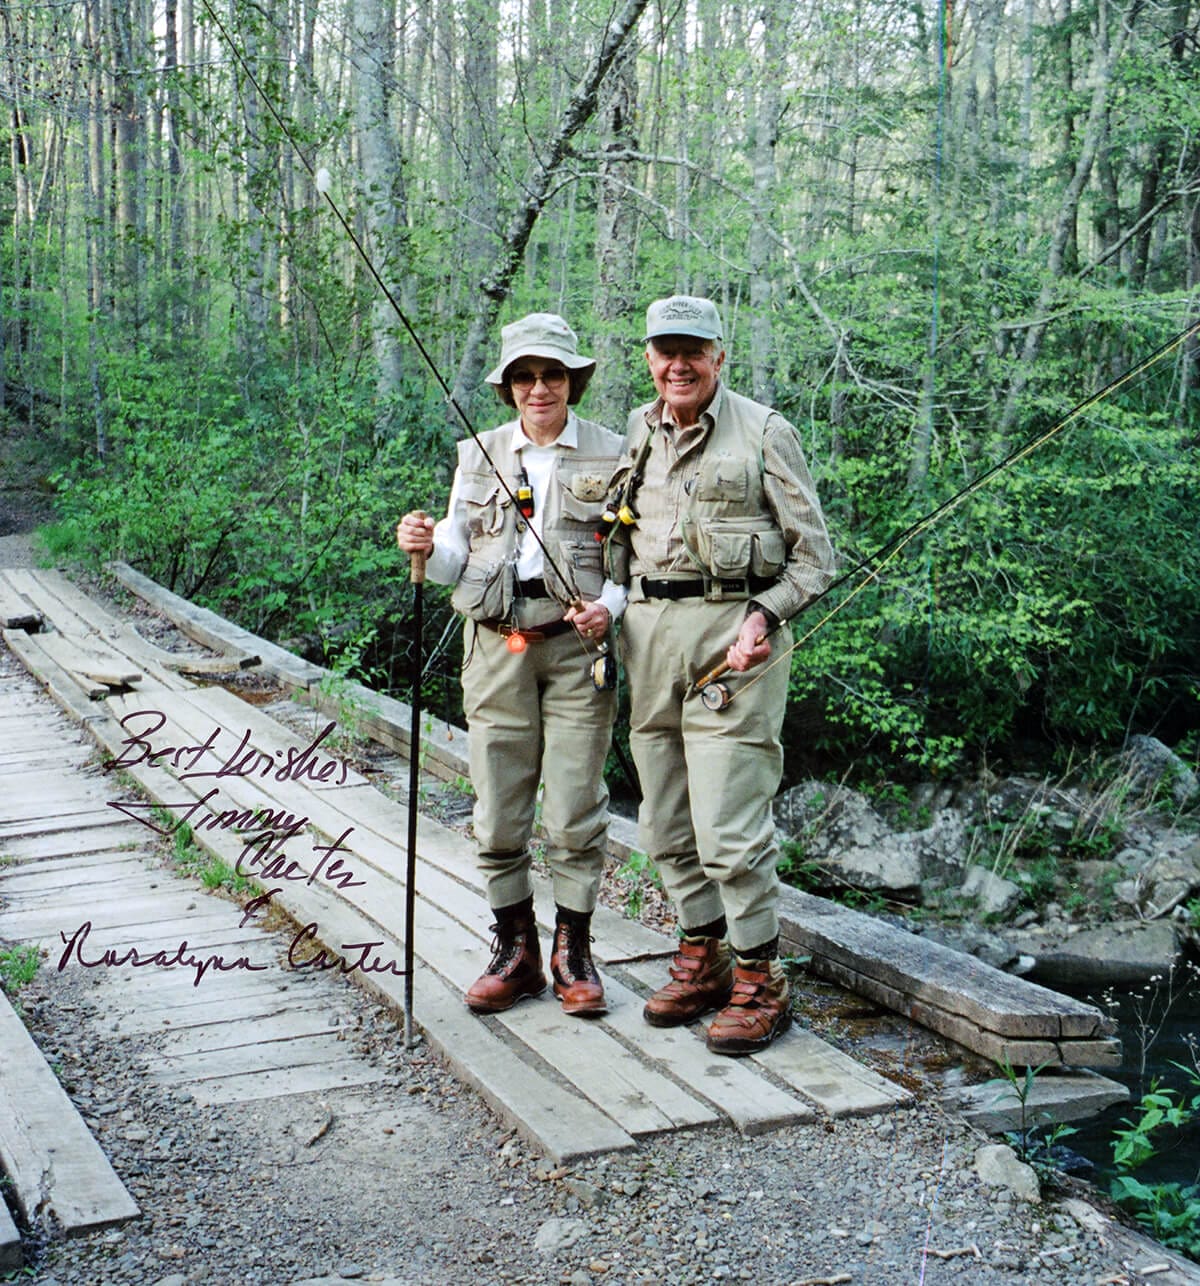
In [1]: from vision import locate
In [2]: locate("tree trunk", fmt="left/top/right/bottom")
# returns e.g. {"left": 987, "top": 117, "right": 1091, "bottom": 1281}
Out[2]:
{"left": 353, "top": 0, "right": 408, "bottom": 415}
{"left": 749, "top": 3, "right": 784, "bottom": 406}
{"left": 591, "top": 38, "right": 639, "bottom": 428}
{"left": 999, "top": 0, "right": 1138, "bottom": 439}
{"left": 445, "top": 0, "right": 651, "bottom": 438}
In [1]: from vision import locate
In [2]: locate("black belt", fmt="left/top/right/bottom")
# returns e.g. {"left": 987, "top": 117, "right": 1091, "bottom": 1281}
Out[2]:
{"left": 638, "top": 576, "right": 775, "bottom": 600}
{"left": 476, "top": 617, "right": 575, "bottom": 642}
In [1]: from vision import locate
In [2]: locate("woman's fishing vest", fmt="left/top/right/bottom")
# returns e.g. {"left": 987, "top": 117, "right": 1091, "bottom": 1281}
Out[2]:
{"left": 450, "top": 417, "right": 624, "bottom": 622}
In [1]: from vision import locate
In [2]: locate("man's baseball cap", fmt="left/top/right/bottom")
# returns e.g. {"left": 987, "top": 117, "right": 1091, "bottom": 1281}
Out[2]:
{"left": 643, "top": 295, "right": 724, "bottom": 343}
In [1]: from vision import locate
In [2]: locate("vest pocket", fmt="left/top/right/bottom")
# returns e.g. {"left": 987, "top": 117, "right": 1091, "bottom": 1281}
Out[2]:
{"left": 681, "top": 516, "right": 785, "bottom": 580}
{"left": 695, "top": 456, "right": 751, "bottom": 503}
{"left": 750, "top": 528, "right": 786, "bottom": 578}
{"left": 461, "top": 478, "right": 508, "bottom": 537}
{"left": 559, "top": 539, "right": 605, "bottom": 601}
{"left": 451, "top": 557, "right": 514, "bottom": 622}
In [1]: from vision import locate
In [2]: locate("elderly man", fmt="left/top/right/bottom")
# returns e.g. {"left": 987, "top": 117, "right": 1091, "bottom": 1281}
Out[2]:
{"left": 611, "top": 295, "right": 834, "bottom": 1055}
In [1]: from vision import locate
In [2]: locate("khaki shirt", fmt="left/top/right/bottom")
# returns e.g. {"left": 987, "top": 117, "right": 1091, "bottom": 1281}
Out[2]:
{"left": 625, "top": 383, "right": 834, "bottom": 624}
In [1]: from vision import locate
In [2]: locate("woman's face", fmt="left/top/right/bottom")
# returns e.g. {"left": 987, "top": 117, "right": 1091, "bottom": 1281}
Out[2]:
{"left": 506, "top": 357, "right": 570, "bottom": 440}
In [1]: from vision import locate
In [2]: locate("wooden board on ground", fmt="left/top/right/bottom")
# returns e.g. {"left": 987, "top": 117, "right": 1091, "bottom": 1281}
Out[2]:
{"left": 0, "top": 1191, "right": 19, "bottom": 1273}
{"left": 181, "top": 1058, "right": 385, "bottom": 1107}
{"left": 0, "top": 989, "right": 140, "bottom": 1234}
{"left": 3, "top": 628, "right": 109, "bottom": 711}
{"left": 619, "top": 959, "right": 900, "bottom": 1124}
{"left": 112, "top": 986, "right": 322, "bottom": 1036}
{"left": 780, "top": 887, "right": 1120, "bottom": 1067}
{"left": 0, "top": 574, "right": 41, "bottom": 631}
{"left": 108, "top": 561, "right": 326, "bottom": 690}
{"left": 34, "top": 633, "right": 143, "bottom": 688}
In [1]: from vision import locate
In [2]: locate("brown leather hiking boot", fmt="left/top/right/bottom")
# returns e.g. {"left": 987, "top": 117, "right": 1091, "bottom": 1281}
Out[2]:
{"left": 550, "top": 914, "right": 607, "bottom": 1017}
{"left": 705, "top": 958, "right": 791, "bottom": 1055}
{"left": 642, "top": 935, "right": 733, "bottom": 1027}
{"left": 465, "top": 901, "right": 547, "bottom": 1013}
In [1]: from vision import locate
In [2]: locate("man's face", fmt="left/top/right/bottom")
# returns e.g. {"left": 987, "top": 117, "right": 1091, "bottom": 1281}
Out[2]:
{"left": 645, "top": 336, "right": 724, "bottom": 426}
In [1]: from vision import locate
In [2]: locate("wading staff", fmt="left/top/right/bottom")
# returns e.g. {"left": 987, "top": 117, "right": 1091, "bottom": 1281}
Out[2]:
{"left": 402, "top": 512, "right": 427, "bottom": 1050}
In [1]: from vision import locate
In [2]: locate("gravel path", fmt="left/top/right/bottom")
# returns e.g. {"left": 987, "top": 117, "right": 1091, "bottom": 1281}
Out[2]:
{"left": 13, "top": 955, "right": 1177, "bottom": 1286}
{"left": 1, "top": 529, "right": 1196, "bottom": 1285}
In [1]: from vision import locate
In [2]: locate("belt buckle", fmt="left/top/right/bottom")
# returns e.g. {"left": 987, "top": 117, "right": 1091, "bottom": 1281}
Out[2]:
{"left": 704, "top": 577, "right": 748, "bottom": 602}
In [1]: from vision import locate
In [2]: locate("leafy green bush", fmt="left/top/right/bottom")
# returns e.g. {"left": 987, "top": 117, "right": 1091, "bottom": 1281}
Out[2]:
{"left": 1110, "top": 1069, "right": 1200, "bottom": 1261}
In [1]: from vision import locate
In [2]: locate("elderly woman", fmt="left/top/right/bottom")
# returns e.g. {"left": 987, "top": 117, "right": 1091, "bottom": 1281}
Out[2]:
{"left": 396, "top": 313, "right": 625, "bottom": 1017}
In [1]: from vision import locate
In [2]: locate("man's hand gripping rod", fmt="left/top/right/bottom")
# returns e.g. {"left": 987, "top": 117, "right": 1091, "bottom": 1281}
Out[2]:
{"left": 691, "top": 620, "right": 779, "bottom": 711}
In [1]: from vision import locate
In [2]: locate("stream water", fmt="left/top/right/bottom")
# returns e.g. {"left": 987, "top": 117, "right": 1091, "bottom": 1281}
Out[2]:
{"left": 1060, "top": 964, "right": 1200, "bottom": 1190}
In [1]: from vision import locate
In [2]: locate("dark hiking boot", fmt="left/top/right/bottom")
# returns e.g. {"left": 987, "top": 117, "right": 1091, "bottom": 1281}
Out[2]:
{"left": 550, "top": 912, "right": 607, "bottom": 1016}
{"left": 465, "top": 898, "right": 547, "bottom": 1013}
{"left": 705, "top": 958, "right": 791, "bottom": 1055}
{"left": 642, "top": 935, "right": 733, "bottom": 1027}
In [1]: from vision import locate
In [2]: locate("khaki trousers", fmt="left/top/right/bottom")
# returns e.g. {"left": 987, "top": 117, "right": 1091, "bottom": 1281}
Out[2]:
{"left": 620, "top": 597, "right": 789, "bottom": 951}
{"left": 461, "top": 619, "right": 615, "bottom": 913}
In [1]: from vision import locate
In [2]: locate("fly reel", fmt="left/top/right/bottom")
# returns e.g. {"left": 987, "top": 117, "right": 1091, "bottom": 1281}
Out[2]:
{"left": 699, "top": 681, "right": 731, "bottom": 711}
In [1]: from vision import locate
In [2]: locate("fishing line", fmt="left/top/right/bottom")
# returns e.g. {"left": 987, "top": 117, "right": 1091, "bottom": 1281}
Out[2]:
{"left": 196, "top": 0, "right": 607, "bottom": 644}
{"left": 704, "top": 314, "right": 1200, "bottom": 709}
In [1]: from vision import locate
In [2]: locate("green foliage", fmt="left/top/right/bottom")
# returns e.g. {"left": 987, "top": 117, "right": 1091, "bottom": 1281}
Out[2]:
{"left": 615, "top": 849, "right": 661, "bottom": 919}
{"left": 982, "top": 1057, "right": 1078, "bottom": 1184}
{"left": 0, "top": 944, "right": 40, "bottom": 995}
{"left": 1109, "top": 1069, "right": 1200, "bottom": 1260}
{"left": 167, "top": 820, "right": 252, "bottom": 894}
{"left": 48, "top": 355, "right": 445, "bottom": 655}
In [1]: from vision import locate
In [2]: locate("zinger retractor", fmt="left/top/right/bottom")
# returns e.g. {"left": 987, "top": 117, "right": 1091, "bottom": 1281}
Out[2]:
{"left": 516, "top": 467, "right": 535, "bottom": 521}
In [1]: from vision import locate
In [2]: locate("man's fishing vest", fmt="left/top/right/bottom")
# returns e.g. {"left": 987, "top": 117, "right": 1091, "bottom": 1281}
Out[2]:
{"left": 619, "top": 387, "right": 787, "bottom": 598}
{"left": 450, "top": 417, "right": 624, "bottom": 622}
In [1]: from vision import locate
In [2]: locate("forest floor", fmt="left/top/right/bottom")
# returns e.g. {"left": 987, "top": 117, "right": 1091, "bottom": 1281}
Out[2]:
{"left": 1, "top": 429, "right": 1198, "bottom": 1286}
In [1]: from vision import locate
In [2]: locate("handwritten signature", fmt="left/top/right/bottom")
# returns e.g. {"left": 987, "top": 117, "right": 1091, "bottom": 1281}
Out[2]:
{"left": 74, "top": 707, "right": 406, "bottom": 987}
{"left": 58, "top": 918, "right": 406, "bottom": 986}
{"left": 106, "top": 707, "right": 350, "bottom": 786}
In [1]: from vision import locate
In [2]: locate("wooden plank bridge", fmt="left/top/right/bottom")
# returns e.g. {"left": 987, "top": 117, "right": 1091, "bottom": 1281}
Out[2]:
{"left": 0, "top": 562, "right": 1125, "bottom": 1253}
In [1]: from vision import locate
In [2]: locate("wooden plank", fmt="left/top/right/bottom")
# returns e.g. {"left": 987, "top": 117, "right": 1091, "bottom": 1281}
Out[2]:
{"left": 0, "top": 989, "right": 139, "bottom": 1233}
{"left": 0, "top": 768, "right": 112, "bottom": 807}
{"left": 0, "top": 857, "right": 147, "bottom": 894}
{"left": 112, "top": 988, "right": 322, "bottom": 1035}
{"left": 2, "top": 572, "right": 193, "bottom": 691}
{"left": 0, "top": 573, "right": 41, "bottom": 630}
{"left": 35, "top": 634, "right": 143, "bottom": 687}
{"left": 0, "top": 809, "right": 120, "bottom": 841}
{"left": 751, "top": 1027, "right": 911, "bottom": 1117}
{"left": 3, "top": 628, "right": 108, "bottom": 714}
{"left": 628, "top": 958, "right": 881, "bottom": 1121}
{"left": 0, "top": 825, "right": 156, "bottom": 861}
{"left": 0, "top": 1193, "right": 19, "bottom": 1273}
{"left": 152, "top": 1031, "right": 354, "bottom": 1083}
{"left": 108, "top": 561, "right": 327, "bottom": 690}
{"left": 597, "top": 967, "right": 814, "bottom": 1134}
{"left": 181, "top": 1059, "right": 386, "bottom": 1107}
{"left": 428, "top": 924, "right": 718, "bottom": 1137}
{"left": 952, "top": 1069, "right": 1129, "bottom": 1133}
{"left": 781, "top": 887, "right": 1112, "bottom": 1041}
{"left": 158, "top": 1006, "right": 348, "bottom": 1056}
{"left": 410, "top": 966, "right": 636, "bottom": 1164}
{"left": 817, "top": 954, "right": 1122, "bottom": 1068}
{"left": 2, "top": 569, "right": 126, "bottom": 635}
